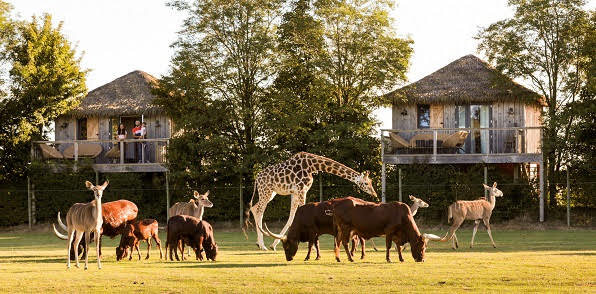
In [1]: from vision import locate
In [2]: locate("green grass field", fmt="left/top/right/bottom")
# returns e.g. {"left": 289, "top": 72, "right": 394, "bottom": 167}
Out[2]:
{"left": 0, "top": 228, "right": 595, "bottom": 293}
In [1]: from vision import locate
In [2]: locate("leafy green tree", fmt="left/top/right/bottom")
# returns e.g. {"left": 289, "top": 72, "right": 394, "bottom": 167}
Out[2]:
{"left": 157, "top": 0, "right": 283, "bottom": 189}
{"left": 315, "top": 0, "right": 412, "bottom": 107}
{"left": 159, "top": 0, "right": 412, "bottom": 203}
{"left": 0, "top": 13, "right": 87, "bottom": 181}
{"left": 476, "top": 0, "right": 592, "bottom": 209}
{"left": 264, "top": 0, "right": 412, "bottom": 193}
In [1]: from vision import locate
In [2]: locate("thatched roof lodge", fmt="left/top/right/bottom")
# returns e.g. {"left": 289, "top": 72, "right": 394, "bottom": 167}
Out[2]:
{"left": 384, "top": 54, "right": 543, "bottom": 155}
{"left": 386, "top": 54, "right": 543, "bottom": 130}
{"left": 68, "top": 70, "right": 161, "bottom": 117}
{"left": 55, "top": 70, "right": 170, "bottom": 142}
{"left": 387, "top": 55, "right": 544, "bottom": 106}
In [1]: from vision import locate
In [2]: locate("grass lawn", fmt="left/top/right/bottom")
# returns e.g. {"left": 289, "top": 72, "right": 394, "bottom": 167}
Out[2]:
{"left": 0, "top": 228, "right": 594, "bottom": 293}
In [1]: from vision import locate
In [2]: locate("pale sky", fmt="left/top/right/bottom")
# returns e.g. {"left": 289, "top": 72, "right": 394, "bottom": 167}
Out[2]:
{"left": 12, "top": 0, "right": 519, "bottom": 130}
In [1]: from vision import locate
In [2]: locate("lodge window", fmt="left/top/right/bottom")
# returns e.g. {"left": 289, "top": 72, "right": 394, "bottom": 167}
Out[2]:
{"left": 76, "top": 118, "right": 87, "bottom": 140}
{"left": 417, "top": 104, "right": 430, "bottom": 128}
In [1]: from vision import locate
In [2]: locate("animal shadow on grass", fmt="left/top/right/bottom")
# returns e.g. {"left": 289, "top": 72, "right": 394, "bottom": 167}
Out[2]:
{"left": 169, "top": 262, "right": 287, "bottom": 269}
{"left": 553, "top": 252, "right": 596, "bottom": 256}
{"left": 0, "top": 256, "right": 66, "bottom": 264}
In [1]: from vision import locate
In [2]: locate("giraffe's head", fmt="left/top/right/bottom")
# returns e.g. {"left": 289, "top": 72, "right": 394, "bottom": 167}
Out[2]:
{"left": 482, "top": 182, "right": 503, "bottom": 198}
{"left": 356, "top": 171, "right": 377, "bottom": 198}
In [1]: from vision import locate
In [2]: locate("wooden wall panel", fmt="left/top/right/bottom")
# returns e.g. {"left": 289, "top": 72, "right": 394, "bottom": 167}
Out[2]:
{"left": 525, "top": 104, "right": 542, "bottom": 153}
{"left": 392, "top": 105, "right": 416, "bottom": 130}
{"left": 54, "top": 116, "right": 74, "bottom": 141}
{"left": 443, "top": 104, "right": 455, "bottom": 128}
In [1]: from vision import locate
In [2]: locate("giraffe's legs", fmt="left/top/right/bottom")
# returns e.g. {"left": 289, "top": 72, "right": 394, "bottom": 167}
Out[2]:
{"left": 270, "top": 192, "right": 307, "bottom": 251}
{"left": 252, "top": 189, "right": 276, "bottom": 251}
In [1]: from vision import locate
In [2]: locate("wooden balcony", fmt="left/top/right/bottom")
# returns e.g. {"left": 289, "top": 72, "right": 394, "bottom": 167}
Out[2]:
{"left": 31, "top": 138, "right": 169, "bottom": 173}
{"left": 381, "top": 127, "right": 542, "bottom": 165}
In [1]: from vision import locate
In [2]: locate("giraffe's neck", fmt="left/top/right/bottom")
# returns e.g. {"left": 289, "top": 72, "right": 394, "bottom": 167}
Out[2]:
{"left": 303, "top": 153, "right": 361, "bottom": 184}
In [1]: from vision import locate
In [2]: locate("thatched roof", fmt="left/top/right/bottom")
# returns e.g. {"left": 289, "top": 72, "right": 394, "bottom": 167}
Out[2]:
{"left": 68, "top": 70, "right": 161, "bottom": 117}
{"left": 386, "top": 55, "right": 545, "bottom": 105}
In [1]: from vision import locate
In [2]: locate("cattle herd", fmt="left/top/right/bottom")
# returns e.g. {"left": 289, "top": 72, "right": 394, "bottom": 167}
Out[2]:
{"left": 52, "top": 154, "right": 505, "bottom": 270}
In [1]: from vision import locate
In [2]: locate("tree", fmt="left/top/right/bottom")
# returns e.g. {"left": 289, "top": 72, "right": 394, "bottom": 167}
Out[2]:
{"left": 157, "top": 0, "right": 283, "bottom": 188}
{"left": 264, "top": 0, "right": 412, "bottom": 186}
{"left": 0, "top": 13, "right": 87, "bottom": 181}
{"left": 476, "top": 0, "right": 592, "bottom": 209}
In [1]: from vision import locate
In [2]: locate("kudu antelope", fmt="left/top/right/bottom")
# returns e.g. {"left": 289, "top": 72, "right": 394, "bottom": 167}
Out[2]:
{"left": 441, "top": 182, "right": 503, "bottom": 249}
{"left": 65, "top": 180, "right": 108, "bottom": 269}
{"left": 168, "top": 190, "right": 213, "bottom": 258}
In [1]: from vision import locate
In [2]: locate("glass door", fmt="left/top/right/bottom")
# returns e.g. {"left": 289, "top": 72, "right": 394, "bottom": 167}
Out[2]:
{"left": 470, "top": 105, "right": 490, "bottom": 154}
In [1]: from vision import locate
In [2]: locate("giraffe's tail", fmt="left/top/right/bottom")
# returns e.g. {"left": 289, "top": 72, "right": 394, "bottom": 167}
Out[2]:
{"left": 242, "top": 179, "right": 257, "bottom": 240}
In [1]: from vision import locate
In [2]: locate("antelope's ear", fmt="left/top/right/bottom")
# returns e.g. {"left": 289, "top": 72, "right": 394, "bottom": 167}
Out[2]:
{"left": 193, "top": 191, "right": 199, "bottom": 198}
{"left": 409, "top": 195, "right": 415, "bottom": 201}
{"left": 85, "top": 181, "right": 94, "bottom": 190}
{"left": 482, "top": 184, "right": 491, "bottom": 190}
{"left": 493, "top": 182, "right": 497, "bottom": 188}
{"left": 204, "top": 190, "right": 210, "bottom": 197}
{"left": 100, "top": 180, "right": 109, "bottom": 190}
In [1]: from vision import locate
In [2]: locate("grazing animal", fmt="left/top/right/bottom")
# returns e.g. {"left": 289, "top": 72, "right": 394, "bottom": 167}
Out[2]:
{"left": 399, "top": 195, "right": 430, "bottom": 251}
{"left": 330, "top": 197, "right": 440, "bottom": 263}
{"left": 64, "top": 181, "right": 108, "bottom": 269}
{"left": 116, "top": 219, "right": 163, "bottom": 261}
{"left": 166, "top": 215, "right": 218, "bottom": 262}
{"left": 169, "top": 190, "right": 213, "bottom": 257}
{"left": 53, "top": 199, "right": 139, "bottom": 259}
{"left": 441, "top": 182, "right": 503, "bottom": 249}
{"left": 244, "top": 152, "right": 377, "bottom": 251}
{"left": 258, "top": 198, "right": 372, "bottom": 261}
{"left": 362, "top": 194, "right": 430, "bottom": 252}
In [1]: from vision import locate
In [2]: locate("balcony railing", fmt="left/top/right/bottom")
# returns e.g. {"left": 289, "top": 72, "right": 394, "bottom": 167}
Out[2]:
{"left": 32, "top": 138, "right": 169, "bottom": 165}
{"left": 381, "top": 127, "right": 542, "bottom": 157}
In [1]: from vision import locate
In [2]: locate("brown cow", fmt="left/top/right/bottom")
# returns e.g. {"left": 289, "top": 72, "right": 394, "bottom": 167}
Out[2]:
{"left": 259, "top": 198, "right": 373, "bottom": 261}
{"left": 116, "top": 219, "right": 163, "bottom": 261}
{"left": 330, "top": 197, "right": 440, "bottom": 263}
{"left": 53, "top": 199, "right": 138, "bottom": 259}
{"left": 166, "top": 215, "right": 218, "bottom": 262}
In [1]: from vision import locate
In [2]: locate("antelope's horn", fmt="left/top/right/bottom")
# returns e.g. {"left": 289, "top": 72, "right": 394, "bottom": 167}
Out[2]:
{"left": 57, "top": 211, "right": 68, "bottom": 231}
{"left": 262, "top": 223, "right": 287, "bottom": 241}
{"left": 422, "top": 233, "right": 442, "bottom": 241}
{"left": 52, "top": 224, "right": 68, "bottom": 240}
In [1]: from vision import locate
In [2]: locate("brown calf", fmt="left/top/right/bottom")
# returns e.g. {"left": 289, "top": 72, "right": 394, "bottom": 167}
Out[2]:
{"left": 116, "top": 219, "right": 163, "bottom": 261}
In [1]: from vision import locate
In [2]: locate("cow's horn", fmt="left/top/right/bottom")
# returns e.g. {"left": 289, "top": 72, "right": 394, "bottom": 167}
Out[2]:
{"left": 57, "top": 211, "right": 68, "bottom": 231}
{"left": 422, "top": 233, "right": 442, "bottom": 241}
{"left": 52, "top": 224, "right": 68, "bottom": 240}
{"left": 263, "top": 223, "right": 287, "bottom": 241}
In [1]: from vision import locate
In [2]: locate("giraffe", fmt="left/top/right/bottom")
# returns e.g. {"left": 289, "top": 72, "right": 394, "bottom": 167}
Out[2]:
{"left": 246, "top": 152, "right": 377, "bottom": 251}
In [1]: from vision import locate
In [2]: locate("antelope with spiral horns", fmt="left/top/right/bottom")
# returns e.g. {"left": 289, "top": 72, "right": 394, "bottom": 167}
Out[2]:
{"left": 65, "top": 180, "right": 108, "bottom": 269}
{"left": 441, "top": 182, "right": 503, "bottom": 249}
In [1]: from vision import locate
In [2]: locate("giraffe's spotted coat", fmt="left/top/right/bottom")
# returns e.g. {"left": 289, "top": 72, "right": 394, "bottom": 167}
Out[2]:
{"left": 249, "top": 152, "right": 377, "bottom": 250}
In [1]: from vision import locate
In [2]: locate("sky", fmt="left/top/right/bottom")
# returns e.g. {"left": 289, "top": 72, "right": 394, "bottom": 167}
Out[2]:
{"left": 12, "top": 0, "right": 519, "bottom": 130}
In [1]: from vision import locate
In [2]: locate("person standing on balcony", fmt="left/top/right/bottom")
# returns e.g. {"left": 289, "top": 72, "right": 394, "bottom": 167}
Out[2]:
{"left": 141, "top": 122, "right": 148, "bottom": 163}
{"left": 115, "top": 123, "right": 127, "bottom": 161}
{"left": 132, "top": 120, "right": 142, "bottom": 163}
